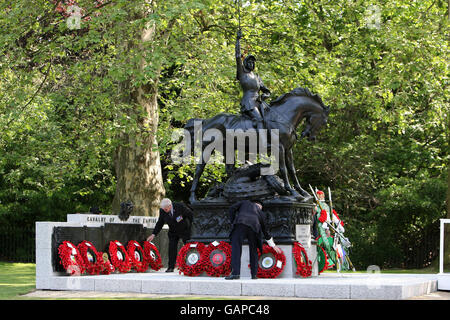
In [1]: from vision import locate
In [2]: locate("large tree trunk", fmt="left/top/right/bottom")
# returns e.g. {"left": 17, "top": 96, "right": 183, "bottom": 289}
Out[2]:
{"left": 111, "top": 90, "right": 164, "bottom": 217}
{"left": 112, "top": 8, "right": 165, "bottom": 217}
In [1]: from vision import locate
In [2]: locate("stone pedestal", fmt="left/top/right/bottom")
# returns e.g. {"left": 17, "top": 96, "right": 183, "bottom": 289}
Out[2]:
{"left": 190, "top": 197, "right": 317, "bottom": 277}
{"left": 190, "top": 197, "right": 314, "bottom": 244}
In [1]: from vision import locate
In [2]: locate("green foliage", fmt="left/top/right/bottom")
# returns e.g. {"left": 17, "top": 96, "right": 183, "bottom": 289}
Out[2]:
{"left": 350, "top": 176, "right": 447, "bottom": 268}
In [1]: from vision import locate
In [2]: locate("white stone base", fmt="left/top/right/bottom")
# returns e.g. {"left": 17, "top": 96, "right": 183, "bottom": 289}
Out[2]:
{"left": 35, "top": 215, "right": 440, "bottom": 299}
{"left": 236, "top": 244, "right": 318, "bottom": 278}
{"left": 438, "top": 274, "right": 450, "bottom": 291}
{"left": 35, "top": 272, "right": 439, "bottom": 299}
{"left": 35, "top": 216, "right": 163, "bottom": 286}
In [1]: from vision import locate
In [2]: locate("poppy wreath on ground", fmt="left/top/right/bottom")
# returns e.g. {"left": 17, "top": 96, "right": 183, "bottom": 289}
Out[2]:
{"left": 77, "top": 240, "right": 104, "bottom": 275}
{"left": 202, "top": 241, "right": 232, "bottom": 277}
{"left": 143, "top": 241, "right": 163, "bottom": 271}
{"left": 316, "top": 245, "right": 330, "bottom": 274}
{"left": 108, "top": 240, "right": 132, "bottom": 273}
{"left": 316, "top": 235, "right": 335, "bottom": 273}
{"left": 252, "top": 244, "right": 286, "bottom": 278}
{"left": 292, "top": 242, "right": 312, "bottom": 278}
{"left": 58, "top": 241, "right": 86, "bottom": 275}
{"left": 126, "top": 240, "right": 149, "bottom": 273}
{"left": 176, "top": 242, "right": 206, "bottom": 276}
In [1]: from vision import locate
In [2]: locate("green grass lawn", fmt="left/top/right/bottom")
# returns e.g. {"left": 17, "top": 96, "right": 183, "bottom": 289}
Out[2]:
{"left": 0, "top": 262, "right": 36, "bottom": 299}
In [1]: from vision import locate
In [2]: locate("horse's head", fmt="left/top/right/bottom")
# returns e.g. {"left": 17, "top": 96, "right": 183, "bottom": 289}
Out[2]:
{"left": 301, "top": 105, "right": 329, "bottom": 141}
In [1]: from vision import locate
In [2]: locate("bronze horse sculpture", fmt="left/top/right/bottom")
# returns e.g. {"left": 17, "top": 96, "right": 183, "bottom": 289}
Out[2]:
{"left": 184, "top": 87, "right": 329, "bottom": 204}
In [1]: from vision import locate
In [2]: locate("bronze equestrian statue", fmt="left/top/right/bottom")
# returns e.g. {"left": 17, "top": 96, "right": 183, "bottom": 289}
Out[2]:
{"left": 185, "top": 31, "right": 330, "bottom": 204}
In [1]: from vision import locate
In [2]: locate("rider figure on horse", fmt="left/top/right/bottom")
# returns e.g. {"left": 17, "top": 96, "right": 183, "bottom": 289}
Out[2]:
{"left": 235, "top": 29, "right": 271, "bottom": 131}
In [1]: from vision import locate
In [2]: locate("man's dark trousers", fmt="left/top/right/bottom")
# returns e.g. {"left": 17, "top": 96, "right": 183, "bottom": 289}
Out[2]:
{"left": 230, "top": 223, "right": 259, "bottom": 277}
{"left": 168, "top": 233, "right": 188, "bottom": 270}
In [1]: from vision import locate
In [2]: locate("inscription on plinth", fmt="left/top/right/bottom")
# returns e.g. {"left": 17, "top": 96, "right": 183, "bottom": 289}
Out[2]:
{"left": 67, "top": 214, "right": 158, "bottom": 228}
{"left": 296, "top": 225, "right": 311, "bottom": 248}
{"left": 190, "top": 198, "right": 314, "bottom": 244}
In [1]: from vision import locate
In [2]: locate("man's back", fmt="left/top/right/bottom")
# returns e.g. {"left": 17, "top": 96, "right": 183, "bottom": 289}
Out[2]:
{"left": 231, "top": 200, "right": 265, "bottom": 234}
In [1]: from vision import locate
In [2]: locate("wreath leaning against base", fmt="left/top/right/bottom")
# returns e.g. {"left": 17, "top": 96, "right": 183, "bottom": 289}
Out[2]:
{"left": 108, "top": 240, "right": 132, "bottom": 273}
{"left": 58, "top": 241, "right": 86, "bottom": 276}
{"left": 316, "top": 245, "right": 330, "bottom": 274}
{"left": 292, "top": 241, "right": 312, "bottom": 278}
{"left": 127, "top": 240, "right": 149, "bottom": 273}
{"left": 202, "top": 241, "right": 232, "bottom": 277}
{"left": 143, "top": 241, "right": 163, "bottom": 271}
{"left": 253, "top": 244, "right": 286, "bottom": 279}
{"left": 77, "top": 240, "right": 104, "bottom": 275}
{"left": 176, "top": 242, "right": 206, "bottom": 277}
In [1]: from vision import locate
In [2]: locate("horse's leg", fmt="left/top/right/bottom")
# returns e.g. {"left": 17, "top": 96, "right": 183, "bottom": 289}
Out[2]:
{"left": 189, "top": 163, "right": 206, "bottom": 203}
{"left": 286, "top": 149, "right": 312, "bottom": 201}
{"left": 278, "top": 146, "right": 305, "bottom": 200}
{"left": 278, "top": 145, "right": 296, "bottom": 196}
{"left": 189, "top": 137, "right": 217, "bottom": 203}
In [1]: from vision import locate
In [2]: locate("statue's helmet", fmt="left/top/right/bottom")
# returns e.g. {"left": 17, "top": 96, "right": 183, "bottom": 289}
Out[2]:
{"left": 243, "top": 55, "right": 256, "bottom": 72}
{"left": 243, "top": 54, "right": 256, "bottom": 64}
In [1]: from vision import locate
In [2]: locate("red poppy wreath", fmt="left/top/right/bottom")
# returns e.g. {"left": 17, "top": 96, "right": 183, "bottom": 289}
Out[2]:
{"left": 58, "top": 241, "right": 85, "bottom": 275}
{"left": 143, "top": 241, "right": 163, "bottom": 271}
{"left": 176, "top": 242, "right": 206, "bottom": 277}
{"left": 253, "top": 244, "right": 286, "bottom": 278}
{"left": 317, "top": 245, "right": 330, "bottom": 274}
{"left": 126, "top": 240, "right": 149, "bottom": 273}
{"left": 292, "top": 241, "right": 312, "bottom": 278}
{"left": 202, "top": 241, "right": 232, "bottom": 277}
{"left": 108, "top": 240, "right": 132, "bottom": 273}
{"left": 77, "top": 240, "right": 104, "bottom": 275}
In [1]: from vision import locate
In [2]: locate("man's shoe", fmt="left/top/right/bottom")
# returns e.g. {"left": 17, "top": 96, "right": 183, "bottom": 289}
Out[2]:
{"left": 251, "top": 275, "right": 258, "bottom": 279}
{"left": 165, "top": 268, "right": 174, "bottom": 272}
{"left": 225, "top": 275, "right": 240, "bottom": 280}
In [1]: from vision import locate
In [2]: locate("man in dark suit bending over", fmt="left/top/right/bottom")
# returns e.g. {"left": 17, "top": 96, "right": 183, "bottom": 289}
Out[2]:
{"left": 147, "top": 198, "right": 193, "bottom": 272}
{"left": 225, "top": 200, "right": 281, "bottom": 280}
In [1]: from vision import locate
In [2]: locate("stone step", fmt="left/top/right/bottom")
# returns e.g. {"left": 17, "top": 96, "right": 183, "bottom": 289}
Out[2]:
{"left": 36, "top": 271, "right": 438, "bottom": 300}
